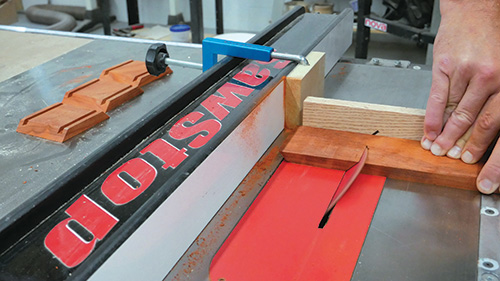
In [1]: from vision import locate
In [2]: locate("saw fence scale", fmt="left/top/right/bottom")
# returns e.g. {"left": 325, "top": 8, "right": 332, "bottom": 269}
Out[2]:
{"left": 0, "top": 6, "right": 497, "bottom": 281}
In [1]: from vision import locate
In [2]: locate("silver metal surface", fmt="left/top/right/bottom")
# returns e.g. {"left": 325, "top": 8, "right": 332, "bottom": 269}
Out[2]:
{"left": 0, "top": 39, "right": 202, "bottom": 222}
{"left": 270, "top": 9, "right": 353, "bottom": 76}
{"left": 0, "top": 25, "right": 203, "bottom": 49}
{"left": 325, "top": 61, "right": 432, "bottom": 109}
{"left": 352, "top": 179, "right": 480, "bottom": 281}
{"left": 165, "top": 58, "right": 203, "bottom": 70}
{"left": 271, "top": 52, "right": 309, "bottom": 65}
{"left": 478, "top": 194, "right": 500, "bottom": 281}
{"left": 369, "top": 57, "right": 411, "bottom": 68}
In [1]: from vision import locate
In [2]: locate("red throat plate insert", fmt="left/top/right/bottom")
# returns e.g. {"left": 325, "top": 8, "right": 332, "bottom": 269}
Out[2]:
{"left": 209, "top": 162, "right": 385, "bottom": 281}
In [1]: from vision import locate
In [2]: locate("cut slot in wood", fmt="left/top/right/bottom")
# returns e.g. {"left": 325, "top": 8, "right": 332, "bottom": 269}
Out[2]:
{"left": 63, "top": 77, "right": 144, "bottom": 112}
{"left": 281, "top": 126, "right": 483, "bottom": 191}
{"left": 100, "top": 59, "right": 172, "bottom": 88}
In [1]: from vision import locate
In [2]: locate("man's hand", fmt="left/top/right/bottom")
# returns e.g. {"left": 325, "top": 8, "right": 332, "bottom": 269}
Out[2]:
{"left": 422, "top": 0, "right": 500, "bottom": 193}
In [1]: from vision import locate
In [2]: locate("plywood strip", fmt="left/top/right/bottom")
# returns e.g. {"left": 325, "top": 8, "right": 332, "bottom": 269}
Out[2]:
{"left": 303, "top": 96, "right": 425, "bottom": 140}
{"left": 281, "top": 126, "right": 482, "bottom": 190}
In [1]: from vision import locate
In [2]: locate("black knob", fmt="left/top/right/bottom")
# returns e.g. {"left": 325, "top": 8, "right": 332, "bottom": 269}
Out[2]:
{"left": 145, "top": 43, "right": 169, "bottom": 76}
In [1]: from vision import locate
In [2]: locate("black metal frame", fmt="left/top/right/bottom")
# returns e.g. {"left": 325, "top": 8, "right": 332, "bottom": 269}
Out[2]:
{"left": 355, "top": 0, "right": 436, "bottom": 59}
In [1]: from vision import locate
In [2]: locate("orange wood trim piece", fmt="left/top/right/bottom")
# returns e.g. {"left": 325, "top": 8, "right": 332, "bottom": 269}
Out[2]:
{"left": 100, "top": 60, "right": 172, "bottom": 88}
{"left": 281, "top": 126, "right": 483, "bottom": 190}
{"left": 63, "top": 77, "right": 144, "bottom": 112}
{"left": 17, "top": 60, "right": 171, "bottom": 142}
{"left": 16, "top": 103, "right": 109, "bottom": 142}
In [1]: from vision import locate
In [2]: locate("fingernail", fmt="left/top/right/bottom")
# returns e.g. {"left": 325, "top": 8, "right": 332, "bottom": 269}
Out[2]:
{"left": 430, "top": 143, "right": 444, "bottom": 156}
{"left": 478, "top": 179, "right": 499, "bottom": 193}
{"left": 462, "top": 151, "right": 474, "bottom": 164}
{"left": 447, "top": 145, "right": 462, "bottom": 159}
{"left": 421, "top": 137, "right": 432, "bottom": 150}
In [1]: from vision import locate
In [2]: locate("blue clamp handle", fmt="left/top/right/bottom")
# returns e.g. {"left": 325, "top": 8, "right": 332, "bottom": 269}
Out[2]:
{"left": 202, "top": 37, "right": 274, "bottom": 72}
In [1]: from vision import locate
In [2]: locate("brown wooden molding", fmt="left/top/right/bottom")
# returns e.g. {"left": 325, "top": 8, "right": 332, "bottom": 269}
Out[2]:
{"left": 16, "top": 103, "right": 109, "bottom": 142}
{"left": 281, "top": 126, "right": 482, "bottom": 191}
{"left": 17, "top": 60, "right": 171, "bottom": 142}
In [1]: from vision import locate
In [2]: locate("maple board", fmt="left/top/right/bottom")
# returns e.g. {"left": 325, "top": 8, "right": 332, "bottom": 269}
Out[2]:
{"left": 303, "top": 96, "right": 425, "bottom": 140}
{"left": 209, "top": 162, "right": 385, "bottom": 281}
{"left": 281, "top": 126, "right": 482, "bottom": 190}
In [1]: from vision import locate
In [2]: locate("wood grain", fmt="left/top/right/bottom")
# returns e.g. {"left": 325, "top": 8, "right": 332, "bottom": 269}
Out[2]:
{"left": 285, "top": 51, "right": 325, "bottom": 129}
{"left": 303, "top": 97, "right": 425, "bottom": 140}
{"left": 281, "top": 126, "right": 482, "bottom": 190}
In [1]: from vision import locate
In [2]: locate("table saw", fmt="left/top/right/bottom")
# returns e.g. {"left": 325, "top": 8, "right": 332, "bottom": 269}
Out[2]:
{"left": 0, "top": 7, "right": 496, "bottom": 281}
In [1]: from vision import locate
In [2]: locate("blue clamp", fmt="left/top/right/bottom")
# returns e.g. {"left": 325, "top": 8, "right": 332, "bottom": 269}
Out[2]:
{"left": 202, "top": 38, "right": 275, "bottom": 72}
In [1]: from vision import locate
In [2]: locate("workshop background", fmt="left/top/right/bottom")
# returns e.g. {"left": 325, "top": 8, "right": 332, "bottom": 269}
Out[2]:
{"left": 2, "top": 0, "right": 436, "bottom": 65}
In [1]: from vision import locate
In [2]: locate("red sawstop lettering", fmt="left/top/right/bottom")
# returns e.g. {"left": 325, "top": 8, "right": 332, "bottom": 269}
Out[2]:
{"left": 232, "top": 63, "right": 271, "bottom": 87}
{"left": 169, "top": 111, "right": 222, "bottom": 149}
{"left": 140, "top": 139, "right": 188, "bottom": 170}
{"left": 44, "top": 195, "right": 118, "bottom": 268}
{"left": 101, "top": 158, "right": 157, "bottom": 205}
{"left": 44, "top": 58, "right": 281, "bottom": 268}
{"left": 257, "top": 58, "right": 289, "bottom": 70}
{"left": 201, "top": 82, "right": 254, "bottom": 121}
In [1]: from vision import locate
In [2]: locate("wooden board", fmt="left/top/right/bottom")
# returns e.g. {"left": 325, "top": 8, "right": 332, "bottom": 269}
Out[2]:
{"left": 285, "top": 51, "right": 325, "bottom": 129}
{"left": 303, "top": 97, "right": 425, "bottom": 140}
{"left": 281, "top": 126, "right": 482, "bottom": 190}
{"left": 210, "top": 162, "right": 385, "bottom": 281}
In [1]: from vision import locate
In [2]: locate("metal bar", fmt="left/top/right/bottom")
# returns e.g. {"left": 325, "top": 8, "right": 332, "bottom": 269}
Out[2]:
{"left": 271, "top": 52, "right": 309, "bottom": 65}
{"left": 189, "top": 0, "right": 204, "bottom": 43}
{"left": 0, "top": 25, "right": 203, "bottom": 49}
{"left": 216, "top": 0, "right": 224, "bottom": 34}
{"left": 355, "top": 0, "right": 371, "bottom": 59}
{"left": 99, "top": 0, "right": 111, "bottom": 35}
{"left": 126, "top": 0, "right": 139, "bottom": 25}
{"left": 478, "top": 195, "right": 500, "bottom": 281}
{"left": 165, "top": 58, "right": 203, "bottom": 70}
{"left": 369, "top": 15, "right": 436, "bottom": 44}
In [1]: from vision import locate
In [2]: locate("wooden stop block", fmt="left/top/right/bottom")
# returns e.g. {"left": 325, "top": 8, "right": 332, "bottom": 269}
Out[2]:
{"left": 285, "top": 51, "right": 325, "bottom": 129}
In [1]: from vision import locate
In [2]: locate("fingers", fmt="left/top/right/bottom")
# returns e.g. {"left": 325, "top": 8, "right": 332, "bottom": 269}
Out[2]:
{"left": 461, "top": 94, "right": 500, "bottom": 164}
{"left": 430, "top": 77, "right": 489, "bottom": 156}
{"left": 476, "top": 140, "right": 500, "bottom": 194}
{"left": 423, "top": 67, "right": 450, "bottom": 145}
{"left": 446, "top": 127, "right": 472, "bottom": 159}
